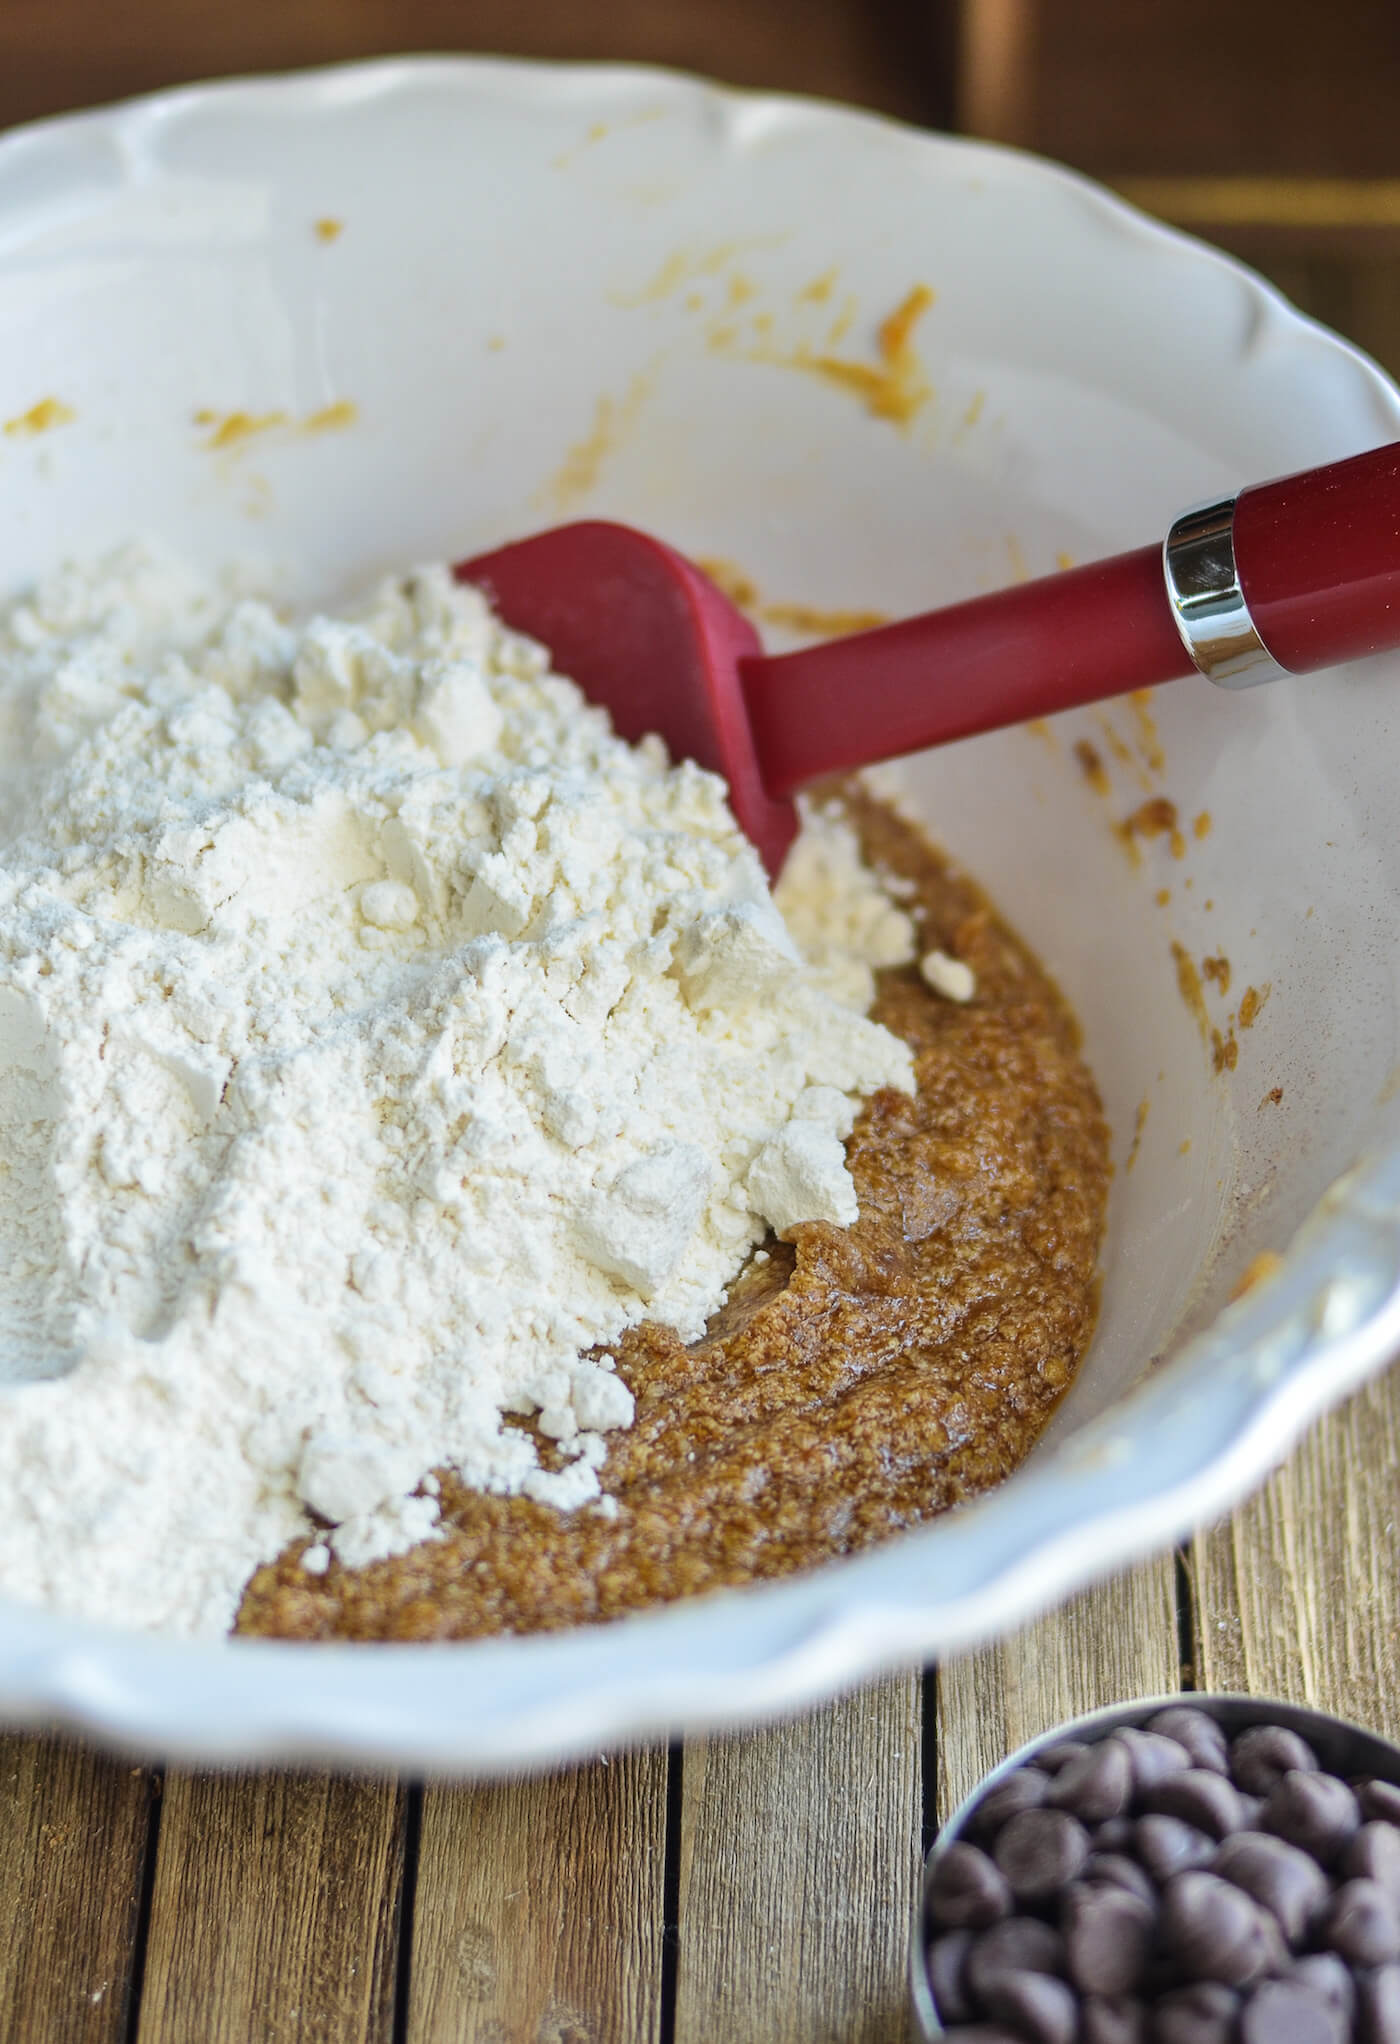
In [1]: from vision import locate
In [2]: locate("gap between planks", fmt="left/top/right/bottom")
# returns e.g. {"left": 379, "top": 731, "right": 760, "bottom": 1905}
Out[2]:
{"left": 0, "top": 1734, "right": 156, "bottom": 2044}
{"left": 134, "top": 1770, "right": 406, "bottom": 2044}
{"left": 402, "top": 1678, "right": 923, "bottom": 2044}
{"left": 935, "top": 1554, "right": 1182, "bottom": 1823}
{"left": 1191, "top": 1355, "right": 1400, "bottom": 1725}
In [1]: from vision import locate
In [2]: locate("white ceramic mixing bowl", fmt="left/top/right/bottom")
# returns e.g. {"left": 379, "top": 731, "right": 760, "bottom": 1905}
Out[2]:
{"left": 1, "top": 57, "right": 1398, "bottom": 1771}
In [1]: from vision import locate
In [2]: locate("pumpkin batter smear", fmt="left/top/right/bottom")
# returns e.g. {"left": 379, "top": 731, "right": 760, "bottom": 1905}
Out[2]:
{"left": 238, "top": 789, "right": 1109, "bottom": 1641}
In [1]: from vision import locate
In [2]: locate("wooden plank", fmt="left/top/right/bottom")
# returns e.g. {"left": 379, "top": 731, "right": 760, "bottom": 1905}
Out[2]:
{"left": 406, "top": 1749, "right": 667, "bottom": 2044}
{"left": 673, "top": 1675, "right": 922, "bottom": 2044}
{"left": 1032, "top": 1, "right": 1400, "bottom": 180}
{"left": 936, "top": 1557, "right": 1180, "bottom": 1822}
{"left": 0, "top": 1733, "right": 156, "bottom": 2044}
{"left": 955, "top": 0, "right": 1039, "bottom": 144}
{"left": 135, "top": 1770, "right": 405, "bottom": 2044}
{"left": 1190, "top": 1359, "right": 1400, "bottom": 1725}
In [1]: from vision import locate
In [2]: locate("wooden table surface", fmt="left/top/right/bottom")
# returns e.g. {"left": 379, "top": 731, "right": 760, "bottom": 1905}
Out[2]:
{"left": 4, "top": 21, "right": 1400, "bottom": 2036}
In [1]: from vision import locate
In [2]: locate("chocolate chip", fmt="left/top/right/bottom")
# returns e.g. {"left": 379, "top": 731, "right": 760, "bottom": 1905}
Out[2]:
{"left": 1359, "top": 1780, "right": 1400, "bottom": 1827}
{"left": 1230, "top": 1725, "right": 1319, "bottom": 1797}
{"left": 1082, "top": 1996, "right": 1148, "bottom": 2044}
{"left": 1359, "top": 1962, "right": 1400, "bottom": 2044}
{"left": 981, "top": 1968, "right": 1080, "bottom": 2044}
{"left": 1347, "top": 1821, "right": 1400, "bottom": 1905}
{"left": 1063, "top": 1883, "right": 1155, "bottom": 1995}
{"left": 1114, "top": 1728, "right": 1193, "bottom": 1793}
{"left": 1290, "top": 1953, "right": 1355, "bottom": 2027}
{"left": 1238, "top": 1978, "right": 1344, "bottom": 2044}
{"left": 928, "top": 1928, "right": 974, "bottom": 2023}
{"left": 1084, "top": 1852, "right": 1158, "bottom": 1909}
{"left": 1263, "top": 1769, "right": 1361, "bottom": 1864}
{"left": 971, "top": 1766, "right": 1052, "bottom": 1839}
{"left": 1096, "top": 1817, "right": 1137, "bottom": 1852}
{"left": 1037, "top": 1740, "right": 1092, "bottom": 1774}
{"left": 1135, "top": 1815, "right": 1218, "bottom": 1883}
{"left": 930, "top": 1843, "right": 1015, "bottom": 1930}
{"left": 993, "top": 1809, "right": 1092, "bottom": 1901}
{"left": 965, "top": 1916, "right": 1066, "bottom": 2004}
{"left": 1151, "top": 1980, "right": 1240, "bottom": 2044}
{"left": 1145, "top": 1708, "right": 1230, "bottom": 1775}
{"left": 1213, "top": 1830, "right": 1330, "bottom": 1944}
{"left": 1141, "top": 1769, "right": 1245, "bottom": 1840}
{"left": 1159, "top": 1870, "right": 1275, "bottom": 1987}
{"left": 1322, "top": 1876, "right": 1400, "bottom": 1964}
{"left": 1048, "top": 1739, "right": 1134, "bottom": 1823}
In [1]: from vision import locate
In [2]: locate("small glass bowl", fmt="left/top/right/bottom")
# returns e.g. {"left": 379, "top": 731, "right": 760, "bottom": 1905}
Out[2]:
{"left": 909, "top": 1691, "right": 1400, "bottom": 2041}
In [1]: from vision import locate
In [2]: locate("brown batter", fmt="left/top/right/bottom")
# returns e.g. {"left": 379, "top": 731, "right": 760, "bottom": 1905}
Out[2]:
{"left": 236, "top": 789, "right": 1109, "bottom": 1642}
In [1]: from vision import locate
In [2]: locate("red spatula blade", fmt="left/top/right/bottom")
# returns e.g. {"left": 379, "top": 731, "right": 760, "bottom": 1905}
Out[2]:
{"left": 456, "top": 522, "right": 798, "bottom": 876}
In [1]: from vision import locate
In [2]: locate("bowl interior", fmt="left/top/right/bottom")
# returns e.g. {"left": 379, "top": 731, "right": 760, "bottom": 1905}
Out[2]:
{"left": 0, "top": 59, "right": 1399, "bottom": 1761}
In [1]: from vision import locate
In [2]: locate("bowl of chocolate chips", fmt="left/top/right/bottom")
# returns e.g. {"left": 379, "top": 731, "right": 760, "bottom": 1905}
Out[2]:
{"left": 914, "top": 1696, "right": 1400, "bottom": 2044}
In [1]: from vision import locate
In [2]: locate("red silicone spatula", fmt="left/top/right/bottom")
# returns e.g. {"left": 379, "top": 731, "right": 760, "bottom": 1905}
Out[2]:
{"left": 458, "top": 440, "right": 1400, "bottom": 876}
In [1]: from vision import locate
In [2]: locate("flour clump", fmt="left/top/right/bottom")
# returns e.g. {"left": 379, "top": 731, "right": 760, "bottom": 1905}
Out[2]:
{"left": 0, "top": 546, "right": 914, "bottom": 1635}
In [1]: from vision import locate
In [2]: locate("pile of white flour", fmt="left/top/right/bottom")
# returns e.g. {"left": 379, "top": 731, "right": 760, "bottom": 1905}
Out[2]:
{"left": 0, "top": 546, "right": 916, "bottom": 1635}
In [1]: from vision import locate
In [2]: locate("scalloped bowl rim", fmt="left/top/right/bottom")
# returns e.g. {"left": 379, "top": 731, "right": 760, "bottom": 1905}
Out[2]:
{"left": 0, "top": 56, "right": 1396, "bottom": 1773}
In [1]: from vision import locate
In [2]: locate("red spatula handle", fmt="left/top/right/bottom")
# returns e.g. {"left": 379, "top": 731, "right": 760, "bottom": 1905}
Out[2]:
{"left": 742, "top": 543, "right": 1192, "bottom": 796}
{"left": 1235, "top": 440, "right": 1400, "bottom": 672}
{"left": 742, "top": 440, "right": 1400, "bottom": 798}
